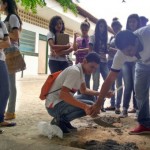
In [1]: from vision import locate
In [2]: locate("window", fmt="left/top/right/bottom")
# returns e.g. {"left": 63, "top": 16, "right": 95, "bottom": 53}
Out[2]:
{"left": 20, "top": 29, "right": 36, "bottom": 52}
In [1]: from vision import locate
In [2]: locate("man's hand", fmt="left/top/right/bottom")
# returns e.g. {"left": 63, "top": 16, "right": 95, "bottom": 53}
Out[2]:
{"left": 90, "top": 104, "right": 101, "bottom": 118}
{"left": 84, "top": 105, "right": 92, "bottom": 115}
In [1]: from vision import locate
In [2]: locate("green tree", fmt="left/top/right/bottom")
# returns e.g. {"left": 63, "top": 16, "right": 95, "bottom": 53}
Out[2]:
{"left": 16, "top": 0, "right": 78, "bottom": 15}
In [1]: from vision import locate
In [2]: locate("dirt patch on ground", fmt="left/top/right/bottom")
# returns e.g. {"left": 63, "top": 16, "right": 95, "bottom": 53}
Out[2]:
{"left": 70, "top": 139, "right": 139, "bottom": 150}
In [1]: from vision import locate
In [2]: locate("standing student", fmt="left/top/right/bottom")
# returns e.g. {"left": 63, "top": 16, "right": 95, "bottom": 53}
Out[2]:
{"left": 89, "top": 19, "right": 109, "bottom": 111}
{"left": 0, "top": 21, "right": 16, "bottom": 127}
{"left": 47, "top": 16, "right": 73, "bottom": 74}
{"left": 105, "top": 18, "right": 123, "bottom": 114}
{"left": 120, "top": 14, "right": 141, "bottom": 118}
{"left": 0, "top": 0, "right": 22, "bottom": 120}
{"left": 90, "top": 28, "right": 150, "bottom": 135}
{"left": 73, "top": 19, "right": 91, "bottom": 88}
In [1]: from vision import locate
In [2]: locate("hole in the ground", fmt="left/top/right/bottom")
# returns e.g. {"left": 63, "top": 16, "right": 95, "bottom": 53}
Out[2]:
{"left": 70, "top": 139, "right": 139, "bottom": 150}
{"left": 93, "top": 116, "right": 121, "bottom": 128}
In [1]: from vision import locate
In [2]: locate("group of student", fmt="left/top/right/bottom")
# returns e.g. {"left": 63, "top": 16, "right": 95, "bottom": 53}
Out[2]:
{"left": 0, "top": 0, "right": 150, "bottom": 136}
{"left": 46, "top": 14, "right": 150, "bottom": 135}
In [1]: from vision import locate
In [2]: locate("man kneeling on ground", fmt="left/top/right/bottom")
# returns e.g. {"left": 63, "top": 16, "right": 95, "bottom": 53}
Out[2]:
{"left": 45, "top": 52, "right": 111, "bottom": 133}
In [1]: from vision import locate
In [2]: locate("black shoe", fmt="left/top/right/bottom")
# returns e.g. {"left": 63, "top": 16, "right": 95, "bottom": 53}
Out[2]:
{"left": 101, "top": 108, "right": 106, "bottom": 112}
{"left": 0, "top": 129, "right": 4, "bottom": 134}
{"left": 115, "top": 108, "right": 121, "bottom": 114}
{"left": 64, "top": 122, "right": 77, "bottom": 131}
{"left": 51, "top": 118, "right": 70, "bottom": 134}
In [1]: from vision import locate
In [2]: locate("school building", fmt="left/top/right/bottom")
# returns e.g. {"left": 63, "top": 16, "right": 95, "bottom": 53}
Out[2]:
{"left": 2, "top": 0, "right": 99, "bottom": 76}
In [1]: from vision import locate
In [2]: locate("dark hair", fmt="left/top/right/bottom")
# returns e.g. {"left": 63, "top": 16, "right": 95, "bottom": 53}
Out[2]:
{"left": 111, "top": 17, "right": 122, "bottom": 28}
{"left": 85, "top": 52, "right": 100, "bottom": 64}
{"left": 126, "top": 14, "right": 141, "bottom": 31}
{"left": 2, "top": 0, "right": 22, "bottom": 27}
{"left": 80, "top": 18, "right": 90, "bottom": 29}
{"left": 140, "top": 16, "right": 149, "bottom": 27}
{"left": 115, "top": 30, "right": 137, "bottom": 50}
{"left": 49, "top": 16, "right": 65, "bottom": 34}
{"left": 94, "top": 19, "right": 108, "bottom": 53}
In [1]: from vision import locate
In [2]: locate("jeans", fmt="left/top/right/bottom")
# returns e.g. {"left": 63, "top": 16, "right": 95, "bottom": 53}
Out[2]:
{"left": 7, "top": 73, "right": 17, "bottom": 113}
{"left": 93, "top": 62, "right": 109, "bottom": 91}
{"left": 108, "top": 60, "right": 123, "bottom": 108}
{"left": 0, "top": 61, "right": 9, "bottom": 122}
{"left": 47, "top": 99, "right": 94, "bottom": 123}
{"left": 122, "top": 62, "right": 138, "bottom": 110}
{"left": 135, "top": 63, "right": 150, "bottom": 128}
{"left": 49, "top": 60, "right": 69, "bottom": 73}
{"left": 74, "top": 94, "right": 96, "bottom": 102}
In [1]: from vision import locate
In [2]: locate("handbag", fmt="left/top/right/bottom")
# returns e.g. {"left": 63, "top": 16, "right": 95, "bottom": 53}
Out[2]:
{"left": 4, "top": 47, "right": 26, "bottom": 74}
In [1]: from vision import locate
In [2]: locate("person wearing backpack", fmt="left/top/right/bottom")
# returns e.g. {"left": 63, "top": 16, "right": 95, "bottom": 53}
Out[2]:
{"left": 0, "top": 21, "right": 16, "bottom": 128}
{"left": 0, "top": 0, "right": 22, "bottom": 120}
{"left": 45, "top": 52, "right": 113, "bottom": 134}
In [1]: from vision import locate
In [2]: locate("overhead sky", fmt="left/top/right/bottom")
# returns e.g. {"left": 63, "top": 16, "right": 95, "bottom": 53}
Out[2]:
{"left": 78, "top": 0, "right": 150, "bottom": 29}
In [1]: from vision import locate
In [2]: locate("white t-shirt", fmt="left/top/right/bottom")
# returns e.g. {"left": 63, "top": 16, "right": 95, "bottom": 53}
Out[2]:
{"left": 47, "top": 31, "right": 67, "bottom": 61}
{"left": 111, "top": 25, "right": 150, "bottom": 71}
{"left": 89, "top": 35, "right": 107, "bottom": 63}
{"left": 45, "top": 63, "right": 85, "bottom": 108}
{"left": 0, "top": 21, "right": 9, "bottom": 61}
{"left": 4, "top": 14, "right": 20, "bottom": 49}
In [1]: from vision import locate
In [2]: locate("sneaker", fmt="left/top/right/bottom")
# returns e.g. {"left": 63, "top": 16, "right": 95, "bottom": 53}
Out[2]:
{"left": 105, "top": 106, "right": 115, "bottom": 111}
{"left": 5, "top": 113, "right": 16, "bottom": 120}
{"left": 51, "top": 118, "right": 70, "bottom": 134}
{"left": 129, "top": 125, "right": 150, "bottom": 135}
{"left": 128, "top": 109, "right": 136, "bottom": 113}
{"left": 119, "top": 109, "right": 128, "bottom": 118}
{"left": 64, "top": 122, "right": 77, "bottom": 131}
{"left": 101, "top": 108, "right": 106, "bottom": 112}
{"left": 115, "top": 108, "right": 121, "bottom": 114}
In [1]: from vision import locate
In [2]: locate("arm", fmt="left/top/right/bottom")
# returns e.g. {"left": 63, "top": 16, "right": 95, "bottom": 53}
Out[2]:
{"left": 59, "top": 86, "right": 90, "bottom": 114}
{"left": 56, "top": 47, "right": 73, "bottom": 56}
{"left": 108, "top": 26, "right": 115, "bottom": 35}
{"left": 9, "top": 29, "right": 19, "bottom": 41}
{"left": 48, "top": 40, "right": 70, "bottom": 53}
{"left": 90, "top": 71, "right": 119, "bottom": 117}
{"left": 0, "top": 36, "right": 11, "bottom": 49}
{"left": 73, "top": 33, "right": 78, "bottom": 51}
{"left": 80, "top": 83, "right": 99, "bottom": 96}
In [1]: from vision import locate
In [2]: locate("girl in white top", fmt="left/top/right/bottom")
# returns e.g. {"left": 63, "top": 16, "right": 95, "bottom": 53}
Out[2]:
{"left": 0, "top": 21, "right": 16, "bottom": 127}
{"left": 0, "top": 0, "right": 22, "bottom": 120}
{"left": 47, "top": 16, "right": 73, "bottom": 73}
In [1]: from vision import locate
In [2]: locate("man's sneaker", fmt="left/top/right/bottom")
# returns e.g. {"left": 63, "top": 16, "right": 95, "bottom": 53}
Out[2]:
{"left": 119, "top": 109, "right": 128, "bottom": 118}
{"left": 101, "top": 108, "right": 106, "bottom": 112}
{"left": 115, "top": 108, "right": 121, "bottom": 114}
{"left": 51, "top": 118, "right": 70, "bottom": 134}
{"left": 128, "top": 109, "right": 136, "bottom": 113}
{"left": 129, "top": 125, "right": 150, "bottom": 135}
{"left": 64, "top": 122, "right": 77, "bottom": 131}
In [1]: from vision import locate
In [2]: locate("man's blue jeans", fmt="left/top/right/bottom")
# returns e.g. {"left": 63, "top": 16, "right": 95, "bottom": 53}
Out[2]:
{"left": 122, "top": 62, "right": 138, "bottom": 110}
{"left": 0, "top": 61, "right": 9, "bottom": 122}
{"left": 47, "top": 99, "right": 94, "bottom": 123}
{"left": 135, "top": 63, "right": 150, "bottom": 128}
{"left": 93, "top": 62, "right": 109, "bottom": 91}
{"left": 108, "top": 60, "right": 123, "bottom": 108}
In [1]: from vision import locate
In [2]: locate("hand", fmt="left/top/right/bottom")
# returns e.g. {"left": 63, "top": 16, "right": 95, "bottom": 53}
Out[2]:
{"left": 74, "top": 33, "right": 78, "bottom": 40}
{"left": 90, "top": 104, "right": 101, "bottom": 118}
{"left": 84, "top": 105, "right": 92, "bottom": 116}
{"left": 106, "top": 91, "right": 114, "bottom": 98}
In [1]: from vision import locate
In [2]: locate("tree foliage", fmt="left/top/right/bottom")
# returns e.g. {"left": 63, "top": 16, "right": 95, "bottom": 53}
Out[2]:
{"left": 16, "top": 0, "right": 78, "bottom": 15}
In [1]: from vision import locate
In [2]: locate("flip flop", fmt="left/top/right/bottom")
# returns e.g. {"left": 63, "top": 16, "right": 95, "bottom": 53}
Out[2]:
{"left": 0, "top": 122, "right": 16, "bottom": 127}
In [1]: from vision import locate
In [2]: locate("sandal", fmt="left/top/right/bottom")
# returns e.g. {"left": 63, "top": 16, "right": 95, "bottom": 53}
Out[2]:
{"left": 0, "top": 122, "right": 16, "bottom": 127}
